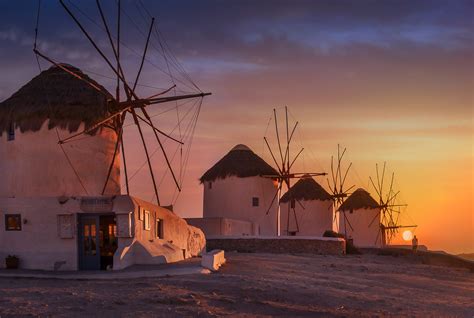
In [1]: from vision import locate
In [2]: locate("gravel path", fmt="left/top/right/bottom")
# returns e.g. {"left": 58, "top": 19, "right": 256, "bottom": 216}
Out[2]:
{"left": 0, "top": 252, "right": 472, "bottom": 317}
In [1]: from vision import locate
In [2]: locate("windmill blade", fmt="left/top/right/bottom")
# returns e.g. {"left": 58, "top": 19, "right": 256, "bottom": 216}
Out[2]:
{"left": 140, "top": 107, "right": 181, "bottom": 192}
{"left": 266, "top": 182, "right": 283, "bottom": 215}
{"left": 330, "top": 155, "right": 336, "bottom": 193}
{"left": 327, "top": 178, "right": 336, "bottom": 196}
{"left": 134, "top": 112, "right": 183, "bottom": 144}
{"left": 33, "top": 49, "right": 109, "bottom": 96}
{"left": 386, "top": 172, "right": 395, "bottom": 205}
{"left": 273, "top": 108, "right": 285, "bottom": 167}
{"left": 132, "top": 17, "right": 155, "bottom": 93}
{"left": 101, "top": 112, "right": 127, "bottom": 194}
{"left": 369, "top": 176, "right": 382, "bottom": 199}
{"left": 343, "top": 184, "right": 356, "bottom": 194}
{"left": 368, "top": 210, "right": 381, "bottom": 227}
{"left": 337, "top": 146, "right": 346, "bottom": 191}
{"left": 96, "top": 0, "right": 128, "bottom": 93}
{"left": 342, "top": 211, "right": 354, "bottom": 231}
{"left": 380, "top": 162, "right": 386, "bottom": 198}
{"left": 282, "top": 121, "right": 299, "bottom": 169}
{"left": 264, "top": 137, "right": 283, "bottom": 173}
{"left": 130, "top": 108, "right": 160, "bottom": 205}
{"left": 374, "top": 227, "right": 382, "bottom": 246}
{"left": 292, "top": 207, "right": 300, "bottom": 233}
{"left": 120, "top": 130, "right": 129, "bottom": 194}
{"left": 289, "top": 148, "right": 304, "bottom": 170}
{"left": 340, "top": 162, "right": 352, "bottom": 193}
{"left": 59, "top": 0, "right": 136, "bottom": 99}
{"left": 146, "top": 84, "right": 176, "bottom": 99}
{"left": 295, "top": 198, "right": 306, "bottom": 210}
{"left": 386, "top": 190, "right": 401, "bottom": 205}
{"left": 58, "top": 107, "right": 129, "bottom": 144}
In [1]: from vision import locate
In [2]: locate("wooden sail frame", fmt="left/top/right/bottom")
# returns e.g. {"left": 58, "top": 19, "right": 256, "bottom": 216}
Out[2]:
{"left": 263, "top": 107, "right": 327, "bottom": 236}
{"left": 33, "top": 0, "right": 211, "bottom": 205}
{"left": 368, "top": 162, "right": 414, "bottom": 245}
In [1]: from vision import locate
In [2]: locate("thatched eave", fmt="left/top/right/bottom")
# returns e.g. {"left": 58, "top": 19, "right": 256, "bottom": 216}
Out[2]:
{"left": 200, "top": 144, "right": 278, "bottom": 183}
{"left": 280, "top": 176, "right": 332, "bottom": 203}
{"left": 339, "top": 188, "right": 380, "bottom": 211}
{"left": 0, "top": 64, "right": 115, "bottom": 136}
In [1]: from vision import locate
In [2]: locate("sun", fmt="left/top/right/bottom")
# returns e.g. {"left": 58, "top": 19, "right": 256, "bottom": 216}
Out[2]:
{"left": 402, "top": 230, "right": 413, "bottom": 241}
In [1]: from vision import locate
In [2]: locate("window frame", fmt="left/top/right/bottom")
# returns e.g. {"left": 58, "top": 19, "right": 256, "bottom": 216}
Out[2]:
{"left": 252, "top": 197, "right": 259, "bottom": 207}
{"left": 5, "top": 214, "right": 22, "bottom": 231}
{"left": 155, "top": 218, "right": 163, "bottom": 239}
{"left": 144, "top": 210, "right": 151, "bottom": 230}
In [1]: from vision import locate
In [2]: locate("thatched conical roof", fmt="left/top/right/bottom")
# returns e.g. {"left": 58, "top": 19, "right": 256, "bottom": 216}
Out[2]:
{"left": 0, "top": 64, "right": 114, "bottom": 136}
{"left": 280, "top": 175, "right": 332, "bottom": 203}
{"left": 339, "top": 188, "right": 379, "bottom": 211}
{"left": 200, "top": 144, "right": 278, "bottom": 183}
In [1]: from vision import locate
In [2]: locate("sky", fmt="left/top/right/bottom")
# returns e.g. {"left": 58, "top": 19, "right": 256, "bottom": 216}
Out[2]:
{"left": 0, "top": 0, "right": 472, "bottom": 254}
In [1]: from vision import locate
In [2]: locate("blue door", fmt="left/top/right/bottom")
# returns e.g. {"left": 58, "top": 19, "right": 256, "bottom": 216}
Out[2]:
{"left": 78, "top": 215, "right": 100, "bottom": 270}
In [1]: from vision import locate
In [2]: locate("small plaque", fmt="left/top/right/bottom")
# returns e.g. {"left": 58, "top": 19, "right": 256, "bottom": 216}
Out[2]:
{"left": 57, "top": 214, "right": 74, "bottom": 239}
{"left": 80, "top": 197, "right": 113, "bottom": 212}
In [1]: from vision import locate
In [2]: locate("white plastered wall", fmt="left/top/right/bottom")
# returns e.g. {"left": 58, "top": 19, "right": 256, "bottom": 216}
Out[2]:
{"left": 280, "top": 199, "right": 334, "bottom": 236}
{"left": 203, "top": 176, "right": 278, "bottom": 236}
{"left": 0, "top": 121, "right": 120, "bottom": 197}
{"left": 338, "top": 207, "right": 383, "bottom": 247}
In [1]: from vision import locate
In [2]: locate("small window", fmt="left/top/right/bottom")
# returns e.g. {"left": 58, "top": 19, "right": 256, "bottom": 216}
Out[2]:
{"left": 7, "top": 122, "right": 15, "bottom": 141}
{"left": 252, "top": 197, "right": 259, "bottom": 207}
{"left": 156, "top": 218, "right": 163, "bottom": 238}
{"left": 5, "top": 214, "right": 21, "bottom": 231}
{"left": 144, "top": 211, "right": 150, "bottom": 230}
{"left": 208, "top": 182, "right": 212, "bottom": 189}
{"left": 290, "top": 199, "right": 296, "bottom": 209}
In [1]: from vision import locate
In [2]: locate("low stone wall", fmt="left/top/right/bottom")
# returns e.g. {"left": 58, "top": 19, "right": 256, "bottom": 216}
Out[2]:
{"left": 206, "top": 236, "right": 346, "bottom": 255}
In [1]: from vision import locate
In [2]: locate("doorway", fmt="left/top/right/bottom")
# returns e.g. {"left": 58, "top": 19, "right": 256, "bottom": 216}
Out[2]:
{"left": 78, "top": 214, "right": 118, "bottom": 270}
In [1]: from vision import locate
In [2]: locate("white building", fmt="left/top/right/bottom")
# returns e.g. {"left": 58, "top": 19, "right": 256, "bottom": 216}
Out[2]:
{"left": 279, "top": 176, "right": 334, "bottom": 236}
{"left": 187, "top": 144, "right": 279, "bottom": 236}
{"left": 0, "top": 65, "right": 205, "bottom": 271}
{"left": 338, "top": 188, "right": 383, "bottom": 247}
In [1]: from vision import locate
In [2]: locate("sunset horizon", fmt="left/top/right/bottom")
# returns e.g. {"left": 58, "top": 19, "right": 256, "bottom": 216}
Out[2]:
{"left": 0, "top": 1, "right": 472, "bottom": 316}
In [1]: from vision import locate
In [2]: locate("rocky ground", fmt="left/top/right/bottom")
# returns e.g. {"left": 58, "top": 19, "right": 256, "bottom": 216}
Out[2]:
{"left": 0, "top": 252, "right": 472, "bottom": 317}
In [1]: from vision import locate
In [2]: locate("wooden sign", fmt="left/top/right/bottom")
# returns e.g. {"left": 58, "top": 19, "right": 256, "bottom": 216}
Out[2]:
{"left": 80, "top": 197, "right": 113, "bottom": 212}
{"left": 57, "top": 214, "right": 74, "bottom": 239}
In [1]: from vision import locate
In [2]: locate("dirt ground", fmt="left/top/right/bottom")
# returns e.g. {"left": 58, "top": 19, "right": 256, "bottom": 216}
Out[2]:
{"left": 0, "top": 252, "right": 472, "bottom": 317}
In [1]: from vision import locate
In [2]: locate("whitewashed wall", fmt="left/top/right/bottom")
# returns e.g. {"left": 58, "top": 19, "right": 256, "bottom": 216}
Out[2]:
{"left": 0, "top": 120, "right": 120, "bottom": 197}
{"left": 280, "top": 199, "right": 334, "bottom": 236}
{"left": 203, "top": 176, "right": 279, "bottom": 236}
{"left": 338, "top": 207, "right": 383, "bottom": 247}
{"left": 0, "top": 195, "right": 205, "bottom": 271}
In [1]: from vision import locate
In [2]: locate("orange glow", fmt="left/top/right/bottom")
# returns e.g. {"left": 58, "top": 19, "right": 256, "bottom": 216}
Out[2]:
{"left": 402, "top": 230, "right": 413, "bottom": 241}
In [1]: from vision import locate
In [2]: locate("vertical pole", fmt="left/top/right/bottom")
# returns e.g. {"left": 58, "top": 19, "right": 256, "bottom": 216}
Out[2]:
{"left": 277, "top": 186, "right": 281, "bottom": 236}
{"left": 116, "top": 0, "right": 121, "bottom": 102}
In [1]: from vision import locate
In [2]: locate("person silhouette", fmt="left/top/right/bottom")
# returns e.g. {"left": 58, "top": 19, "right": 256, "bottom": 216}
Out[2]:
{"left": 412, "top": 235, "right": 418, "bottom": 253}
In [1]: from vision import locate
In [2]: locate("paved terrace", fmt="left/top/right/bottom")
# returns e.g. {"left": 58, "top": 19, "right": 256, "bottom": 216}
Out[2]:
{"left": 0, "top": 257, "right": 210, "bottom": 280}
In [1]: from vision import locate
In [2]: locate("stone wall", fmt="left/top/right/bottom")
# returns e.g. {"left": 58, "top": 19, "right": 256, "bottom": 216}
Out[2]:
{"left": 185, "top": 217, "right": 256, "bottom": 237}
{"left": 206, "top": 236, "right": 345, "bottom": 255}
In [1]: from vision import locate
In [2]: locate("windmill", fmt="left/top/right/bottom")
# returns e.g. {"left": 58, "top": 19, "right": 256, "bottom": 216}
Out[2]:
{"left": 261, "top": 107, "right": 327, "bottom": 236}
{"left": 326, "top": 144, "right": 355, "bottom": 237}
{"left": 368, "top": 163, "right": 416, "bottom": 245}
{"left": 32, "top": 0, "right": 211, "bottom": 206}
